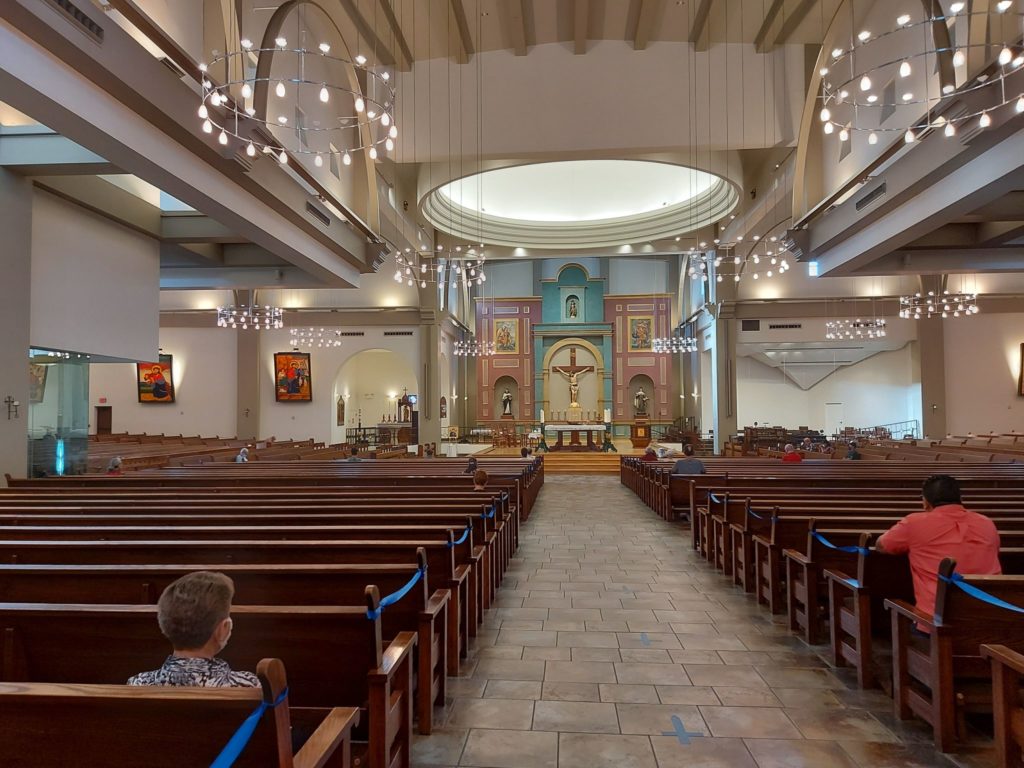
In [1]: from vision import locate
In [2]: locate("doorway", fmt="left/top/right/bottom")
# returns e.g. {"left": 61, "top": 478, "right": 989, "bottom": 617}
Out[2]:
{"left": 95, "top": 406, "right": 112, "bottom": 436}
{"left": 824, "top": 402, "right": 844, "bottom": 440}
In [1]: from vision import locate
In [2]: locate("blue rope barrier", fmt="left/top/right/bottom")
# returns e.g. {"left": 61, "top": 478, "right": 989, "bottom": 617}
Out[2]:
{"left": 366, "top": 566, "right": 428, "bottom": 620}
{"left": 447, "top": 525, "right": 471, "bottom": 548}
{"left": 709, "top": 493, "right": 722, "bottom": 504}
{"left": 940, "top": 572, "right": 1024, "bottom": 615}
{"left": 209, "top": 687, "right": 289, "bottom": 768}
{"left": 811, "top": 531, "right": 870, "bottom": 556}
{"left": 482, "top": 506, "right": 496, "bottom": 519}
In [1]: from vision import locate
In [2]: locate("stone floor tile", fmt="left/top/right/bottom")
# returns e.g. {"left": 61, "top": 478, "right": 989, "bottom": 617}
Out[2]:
{"left": 459, "top": 729, "right": 558, "bottom": 768}
{"left": 495, "top": 630, "right": 559, "bottom": 647}
{"left": 586, "top": 620, "right": 631, "bottom": 632}
{"left": 717, "top": 651, "right": 774, "bottom": 666}
{"left": 483, "top": 680, "right": 543, "bottom": 700}
{"left": 557, "top": 733, "right": 657, "bottom": 768}
{"left": 523, "top": 647, "right": 572, "bottom": 662}
{"left": 771, "top": 688, "right": 842, "bottom": 708}
{"left": 754, "top": 667, "right": 845, "bottom": 689}
{"left": 446, "top": 678, "right": 488, "bottom": 698}
{"left": 570, "top": 647, "right": 621, "bottom": 662}
{"left": 497, "top": 620, "right": 545, "bottom": 631}
{"left": 685, "top": 665, "right": 768, "bottom": 688}
{"left": 557, "top": 631, "right": 620, "bottom": 648}
{"left": 617, "top": 633, "right": 682, "bottom": 650}
{"left": 476, "top": 646, "right": 525, "bottom": 660}
{"left": 679, "top": 635, "right": 749, "bottom": 651}
{"left": 616, "top": 703, "right": 706, "bottom": 736}
{"left": 599, "top": 683, "right": 660, "bottom": 703}
{"left": 784, "top": 708, "right": 899, "bottom": 743}
{"left": 838, "top": 740, "right": 954, "bottom": 768}
{"left": 472, "top": 659, "right": 546, "bottom": 682}
{"left": 743, "top": 738, "right": 860, "bottom": 768}
{"left": 411, "top": 728, "right": 469, "bottom": 767}
{"left": 698, "top": 706, "right": 802, "bottom": 739}
{"left": 650, "top": 735, "right": 757, "bottom": 768}
{"left": 713, "top": 687, "right": 783, "bottom": 708}
{"left": 542, "top": 620, "right": 588, "bottom": 632}
{"left": 544, "top": 660, "right": 618, "bottom": 683}
{"left": 533, "top": 700, "right": 621, "bottom": 733}
{"left": 540, "top": 681, "right": 601, "bottom": 702}
{"left": 656, "top": 685, "right": 721, "bottom": 706}
{"left": 615, "top": 662, "right": 692, "bottom": 686}
{"left": 446, "top": 698, "right": 535, "bottom": 730}
{"left": 668, "top": 649, "right": 723, "bottom": 665}
{"left": 619, "top": 649, "right": 672, "bottom": 663}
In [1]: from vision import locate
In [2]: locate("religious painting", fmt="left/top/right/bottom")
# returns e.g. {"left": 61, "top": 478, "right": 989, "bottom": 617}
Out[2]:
{"left": 274, "top": 352, "right": 312, "bottom": 402}
{"left": 493, "top": 319, "right": 519, "bottom": 354}
{"left": 137, "top": 355, "right": 175, "bottom": 403}
{"left": 28, "top": 364, "right": 48, "bottom": 404}
{"left": 336, "top": 395, "right": 345, "bottom": 426}
{"left": 628, "top": 316, "right": 654, "bottom": 351}
{"left": 440, "top": 396, "right": 448, "bottom": 419}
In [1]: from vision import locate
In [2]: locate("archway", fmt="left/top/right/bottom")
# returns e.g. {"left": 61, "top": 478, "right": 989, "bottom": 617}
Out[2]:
{"left": 627, "top": 374, "right": 655, "bottom": 419}
{"left": 332, "top": 349, "right": 418, "bottom": 444}
{"left": 541, "top": 337, "right": 606, "bottom": 419}
{"left": 493, "top": 375, "right": 520, "bottom": 419}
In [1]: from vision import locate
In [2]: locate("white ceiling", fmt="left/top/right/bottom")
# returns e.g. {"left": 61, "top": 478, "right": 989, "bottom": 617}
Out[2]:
{"left": 437, "top": 160, "right": 716, "bottom": 223}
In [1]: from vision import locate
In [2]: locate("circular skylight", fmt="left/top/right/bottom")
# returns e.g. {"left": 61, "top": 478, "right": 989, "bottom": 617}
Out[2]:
{"left": 437, "top": 160, "right": 717, "bottom": 223}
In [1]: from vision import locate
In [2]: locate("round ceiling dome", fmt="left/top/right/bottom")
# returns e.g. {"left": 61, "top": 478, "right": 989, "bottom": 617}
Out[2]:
{"left": 421, "top": 159, "right": 737, "bottom": 249}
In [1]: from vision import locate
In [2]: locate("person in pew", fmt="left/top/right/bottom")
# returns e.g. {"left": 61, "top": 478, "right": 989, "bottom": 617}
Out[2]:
{"left": 345, "top": 447, "right": 363, "bottom": 462}
{"left": 105, "top": 457, "right": 123, "bottom": 476}
{"left": 844, "top": 441, "right": 862, "bottom": 460}
{"left": 672, "top": 444, "right": 705, "bottom": 475}
{"left": 781, "top": 443, "right": 803, "bottom": 463}
{"left": 876, "top": 474, "right": 1001, "bottom": 629}
{"left": 464, "top": 457, "right": 478, "bottom": 474}
{"left": 801, "top": 437, "right": 814, "bottom": 452}
{"left": 520, "top": 448, "right": 529, "bottom": 458}
{"left": 639, "top": 447, "right": 658, "bottom": 462}
{"left": 473, "top": 469, "right": 489, "bottom": 491}
{"left": 128, "top": 571, "right": 258, "bottom": 688}
{"left": 234, "top": 447, "right": 249, "bottom": 463}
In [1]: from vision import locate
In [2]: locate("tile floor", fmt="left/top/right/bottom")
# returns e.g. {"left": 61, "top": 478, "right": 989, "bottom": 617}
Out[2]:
{"left": 412, "top": 475, "right": 992, "bottom": 768}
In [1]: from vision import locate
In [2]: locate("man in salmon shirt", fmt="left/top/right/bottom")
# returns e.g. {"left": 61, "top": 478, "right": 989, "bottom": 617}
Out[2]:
{"left": 876, "top": 474, "right": 1001, "bottom": 628}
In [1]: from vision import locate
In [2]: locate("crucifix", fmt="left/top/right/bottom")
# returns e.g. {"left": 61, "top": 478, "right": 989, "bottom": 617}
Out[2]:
{"left": 552, "top": 346, "right": 596, "bottom": 408}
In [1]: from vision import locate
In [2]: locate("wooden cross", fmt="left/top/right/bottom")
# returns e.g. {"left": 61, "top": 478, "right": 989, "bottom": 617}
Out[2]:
{"left": 554, "top": 346, "right": 596, "bottom": 378}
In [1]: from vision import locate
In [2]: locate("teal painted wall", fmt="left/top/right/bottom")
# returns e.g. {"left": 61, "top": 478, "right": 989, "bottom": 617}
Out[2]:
{"left": 541, "top": 264, "right": 605, "bottom": 324}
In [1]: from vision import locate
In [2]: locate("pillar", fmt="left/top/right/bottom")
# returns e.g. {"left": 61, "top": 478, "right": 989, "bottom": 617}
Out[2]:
{"left": 417, "top": 304, "right": 442, "bottom": 446}
{"left": 0, "top": 170, "right": 33, "bottom": 482}
{"left": 917, "top": 319, "right": 947, "bottom": 439}
{"left": 235, "top": 329, "right": 259, "bottom": 440}
{"left": 710, "top": 272, "right": 739, "bottom": 454}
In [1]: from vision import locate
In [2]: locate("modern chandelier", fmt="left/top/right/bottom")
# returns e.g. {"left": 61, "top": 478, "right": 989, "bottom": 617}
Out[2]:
{"left": 899, "top": 291, "right": 980, "bottom": 319}
{"left": 216, "top": 304, "right": 284, "bottom": 330}
{"left": 686, "top": 235, "right": 792, "bottom": 285}
{"left": 392, "top": 246, "right": 488, "bottom": 288}
{"left": 454, "top": 338, "right": 494, "bottom": 357}
{"left": 290, "top": 327, "right": 342, "bottom": 348}
{"left": 653, "top": 334, "right": 699, "bottom": 354}
{"left": 198, "top": 38, "right": 397, "bottom": 164}
{"left": 817, "top": 4, "right": 1024, "bottom": 145}
{"left": 825, "top": 318, "right": 888, "bottom": 340}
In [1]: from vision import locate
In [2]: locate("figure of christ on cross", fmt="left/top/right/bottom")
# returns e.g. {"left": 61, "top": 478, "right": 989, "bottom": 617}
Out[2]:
{"left": 552, "top": 346, "right": 596, "bottom": 408}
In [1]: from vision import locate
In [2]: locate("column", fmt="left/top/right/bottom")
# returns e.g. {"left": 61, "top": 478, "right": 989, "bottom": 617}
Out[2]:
{"left": 917, "top": 319, "right": 947, "bottom": 439}
{"left": 710, "top": 273, "right": 739, "bottom": 454}
{"left": 0, "top": 170, "right": 33, "bottom": 482}
{"left": 235, "top": 329, "right": 259, "bottom": 440}
{"left": 417, "top": 307, "right": 442, "bottom": 446}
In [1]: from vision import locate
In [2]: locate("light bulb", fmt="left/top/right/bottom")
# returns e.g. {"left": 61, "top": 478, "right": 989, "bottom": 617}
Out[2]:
{"left": 278, "top": 149, "right": 288, "bottom": 164}
{"left": 275, "top": 37, "right": 287, "bottom": 47}
{"left": 839, "top": 128, "right": 849, "bottom": 141}
{"left": 246, "top": 141, "right": 256, "bottom": 157}
{"left": 819, "top": 67, "right": 829, "bottom": 77}
{"left": 944, "top": 121, "right": 956, "bottom": 137}
{"left": 858, "top": 30, "right": 871, "bottom": 42}
{"left": 950, "top": 1, "right": 964, "bottom": 11}
{"left": 245, "top": 106, "right": 256, "bottom": 116}
{"left": 389, "top": 125, "right": 398, "bottom": 139}
{"left": 355, "top": 54, "right": 367, "bottom": 65}
{"left": 867, "top": 94, "right": 878, "bottom": 103}
{"left": 241, "top": 82, "right": 252, "bottom": 99}
{"left": 1000, "top": 47, "right": 1013, "bottom": 65}
{"left": 319, "top": 42, "right": 331, "bottom": 53}
{"left": 823, "top": 122, "right": 834, "bottom": 135}
{"left": 218, "top": 130, "right": 228, "bottom": 145}
{"left": 354, "top": 97, "right": 365, "bottom": 113}
{"left": 860, "top": 75, "right": 872, "bottom": 91}
{"left": 369, "top": 146, "right": 378, "bottom": 159}
{"left": 202, "top": 119, "right": 213, "bottom": 133}
{"left": 421, "top": 281, "right": 427, "bottom": 288}
{"left": 210, "top": 92, "right": 222, "bottom": 107}
{"left": 951, "top": 49, "right": 965, "bottom": 69}
{"left": 275, "top": 81, "right": 286, "bottom": 98}
{"left": 385, "top": 138, "right": 394, "bottom": 151}
{"left": 1014, "top": 55, "right": 1024, "bottom": 68}
{"left": 198, "top": 104, "right": 208, "bottom": 119}
{"left": 734, "top": 275, "right": 740, "bottom": 282}
{"left": 904, "top": 128, "right": 916, "bottom": 143}
{"left": 897, "top": 14, "right": 911, "bottom": 25}
{"left": 1016, "top": 96, "right": 1024, "bottom": 113}
{"left": 320, "top": 86, "right": 329, "bottom": 102}
{"left": 979, "top": 111, "right": 991, "bottom": 128}
{"left": 868, "top": 131, "right": 878, "bottom": 144}
{"left": 314, "top": 154, "right": 323, "bottom": 167}
{"left": 367, "top": 110, "right": 377, "bottom": 119}
{"left": 342, "top": 152, "right": 351, "bottom": 165}
{"left": 899, "top": 60, "right": 912, "bottom": 78}
{"left": 753, "top": 273, "right": 759, "bottom": 280}
{"left": 942, "top": 83, "right": 955, "bottom": 94}
{"left": 832, "top": 48, "right": 843, "bottom": 59}
{"left": 819, "top": 107, "right": 831, "bottom": 122}
{"left": 199, "top": 63, "right": 208, "bottom": 73}
{"left": 903, "top": 92, "right": 914, "bottom": 101}
{"left": 997, "top": 0, "right": 1011, "bottom": 11}
{"left": 381, "top": 71, "right": 390, "bottom": 81}
{"left": 381, "top": 112, "right": 391, "bottom": 126}
{"left": 277, "top": 115, "right": 287, "bottom": 124}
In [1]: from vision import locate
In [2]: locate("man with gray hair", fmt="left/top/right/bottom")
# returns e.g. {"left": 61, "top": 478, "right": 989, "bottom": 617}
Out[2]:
{"left": 128, "top": 571, "right": 257, "bottom": 688}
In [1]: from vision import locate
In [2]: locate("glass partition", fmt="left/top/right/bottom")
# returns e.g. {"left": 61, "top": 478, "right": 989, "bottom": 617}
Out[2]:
{"left": 27, "top": 350, "right": 90, "bottom": 477}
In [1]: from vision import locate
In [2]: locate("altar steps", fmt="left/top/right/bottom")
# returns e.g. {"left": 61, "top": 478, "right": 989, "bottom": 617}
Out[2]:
{"left": 541, "top": 452, "right": 624, "bottom": 475}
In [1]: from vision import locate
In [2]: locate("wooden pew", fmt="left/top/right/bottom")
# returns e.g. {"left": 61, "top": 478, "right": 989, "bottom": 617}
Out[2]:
{"left": 0, "top": 593, "right": 415, "bottom": 768}
{"left": 886, "top": 559, "right": 1024, "bottom": 751}
{"left": 0, "top": 552, "right": 449, "bottom": 733}
{"left": 0, "top": 657, "right": 360, "bottom": 768}
{"left": 981, "top": 644, "right": 1024, "bottom": 768}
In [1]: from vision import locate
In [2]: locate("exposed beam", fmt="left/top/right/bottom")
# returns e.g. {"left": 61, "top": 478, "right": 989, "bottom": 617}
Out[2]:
{"left": 32, "top": 175, "right": 160, "bottom": 237}
{"left": 337, "top": 0, "right": 397, "bottom": 68}
{"left": 632, "top": 0, "right": 662, "bottom": 51}
{"left": 753, "top": 0, "right": 786, "bottom": 53}
{"left": 773, "top": 0, "right": 816, "bottom": 47}
{"left": 161, "top": 214, "right": 247, "bottom": 244}
{"left": 866, "top": 248, "right": 1024, "bottom": 274}
{"left": 375, "top": 0, "right": 415, "bottom": 71}
{"left": 509, "top": 0, "right": 532, "bottom": 57}
{"left": 0, "top": 129, "right": 118, "bottom": 175}
{"left": 961, "top": 192, "right": 1024, "bottom": 221}
{"left": 574, "top": 0, "right": 588, "bottom": 55}
{"left": 688, "top": 0, "right": 714, "bottom": 52}
{"left": 449, "top": 0, "right": 475, "bottom": 64}
{"left": 978, "top": 221, "right": 1024, "bottom": 246}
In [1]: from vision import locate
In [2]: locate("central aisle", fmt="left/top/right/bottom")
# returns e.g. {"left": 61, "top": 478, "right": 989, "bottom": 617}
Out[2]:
{"left": 412, "top": 476, "right": 964, "bottom": 768}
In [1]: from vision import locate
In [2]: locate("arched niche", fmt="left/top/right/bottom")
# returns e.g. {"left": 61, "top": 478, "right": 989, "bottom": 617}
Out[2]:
{"left": 493, "top": 375, "right": 520, "bottom": 419}
{"left": 332, "top": 348, "right": 418, "bottom": 443}
{"left": 628, "top": 374, "right": 655, "bottom": 418}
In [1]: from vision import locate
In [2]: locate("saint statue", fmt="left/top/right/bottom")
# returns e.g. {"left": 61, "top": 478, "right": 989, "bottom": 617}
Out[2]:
{"left": 568, "top": 298, "right": 578, "bottom": 318}
{"left": 501, "top": 388, "right": 514, "bottom": 416}
{"left": 633, "top": 387, "right": 649, "bottom": 416}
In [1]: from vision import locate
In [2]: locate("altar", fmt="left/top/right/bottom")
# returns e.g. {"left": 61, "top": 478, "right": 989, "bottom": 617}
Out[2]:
{"left": 544, "top": 423, "right": 607, "bottom": 452}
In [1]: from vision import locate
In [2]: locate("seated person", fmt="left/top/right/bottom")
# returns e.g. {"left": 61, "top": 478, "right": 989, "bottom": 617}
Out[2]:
{"left": 464, "top": 457, "right": 478, "bottom": 474}
{"left": 129, "top": 571, "right": 258, "bottom": 688}
{"left": 876, "top": 474, "right": 1001, "bottom": 624}
{"left": 106, "top": 457, "right": 123, "bottom": 476}
{"left": 639, "top": 447, "right": 658, "bottom": 462}
{"left": 520, "top": 447, "right": 529, "bottom": 458}
{"left": 346, "top": 447, "right": 362, "bottom": 462}
{"left": 234, "top": 447, "right": 249, "bottom": 463}
{"left": 844, "top": 441, "right": 862, "bottom": 460}
{"left": 473, "top": 469, "right": 489, "bottom": 491}
{"left": 781, "top": 443, "right": 803, "bottom": 463}
{"left": 672, "top": 444, "right": 705, "bottom": 475}
{"left": 801, "top": 437, "right": 814, "bottom": 452}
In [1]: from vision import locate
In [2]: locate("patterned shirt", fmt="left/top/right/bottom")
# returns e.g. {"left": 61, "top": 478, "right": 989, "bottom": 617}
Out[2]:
{"left": 127, "top": 656, "right": 259, "bottom": 688}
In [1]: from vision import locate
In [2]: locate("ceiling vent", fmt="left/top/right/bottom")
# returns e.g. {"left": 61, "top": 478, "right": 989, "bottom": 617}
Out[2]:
{"left": 740, "top": 320, "right": 761, "bottom": 332}
{"left": 780, "top": 229, "right": 809, "bottom": 261}
{"left": 855, "top": 182, "right": 887, "bottom": 211}
{"left": 159, "top": 57, "right": 187, "bottom": 79}
{"left": 383, "top": 331, "right": 414, "bottom": 337}
{"left": 768, "top": 323, "right": 803, "bottom": 330}
{"left": 338, "top": 331, "right": 365, "bottom": 337}
{"left": 43, "top": 0, "right": 104, "bottom": 44}
{"left": 305, "top": 202, "right": 330, "bottom": 227}
{"left": 368, "top": 242, "right": 390, "bottom": 272}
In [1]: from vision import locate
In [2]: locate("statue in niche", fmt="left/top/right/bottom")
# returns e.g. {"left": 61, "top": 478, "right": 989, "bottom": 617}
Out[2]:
{"left": 501, "top": 389, "right": 514, "bottom": 417}
{"left": 633, "top": 387, "right": 650, "bottom": 416}
{"left": 567, "top": 297, "right": 579, "bottom": 319}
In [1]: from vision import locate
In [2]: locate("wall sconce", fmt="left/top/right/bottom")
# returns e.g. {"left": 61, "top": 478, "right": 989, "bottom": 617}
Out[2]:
{"left": 5, "top": 396, "right": 20, "bottom": 420}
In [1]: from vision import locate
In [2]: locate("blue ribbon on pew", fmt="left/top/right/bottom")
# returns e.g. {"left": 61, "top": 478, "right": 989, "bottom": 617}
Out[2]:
{"left": 482, "top": 505, "right": 496, "bottom": 519}
{"left": 501, "top": 490, "right": 509, "bottom": 501}
{"left": 709, "top": 493, "right": 722, "bottom": 504}
{"left": 939, "top": 572, "right": 1024, "bottom": 615}
{"left": 811, "top": 531, "right": 870, "bottom": 556}
{"left": 209, "top": 687, "right": 289, "bottom": 768}
{"left": 367, "top": 566, "right": 428, "bottom": 620}
{"left": 447, "top": 525, "right": 471, "bottom": 548}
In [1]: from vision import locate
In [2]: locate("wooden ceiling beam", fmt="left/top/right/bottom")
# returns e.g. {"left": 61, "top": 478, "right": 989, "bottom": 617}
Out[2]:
{"left": 773, "top": 0, "right": 816, "bottom": 47}
{"left": 574, "top": 0, "right": 588, "bottom": 55}
{"left": 632, "top": 0, "right": 662, "bottom": 51}
{"left": 688, "top": 0, "right": 714, "bottom": 52}
{"left": 375, "top": 0, "right": 414, "bottom": 71}
{"left": 449, "top": 0, "right": 475, "bottom": 64}
{"left": 753, "top": 0, "right": 786, "bottom": 53}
